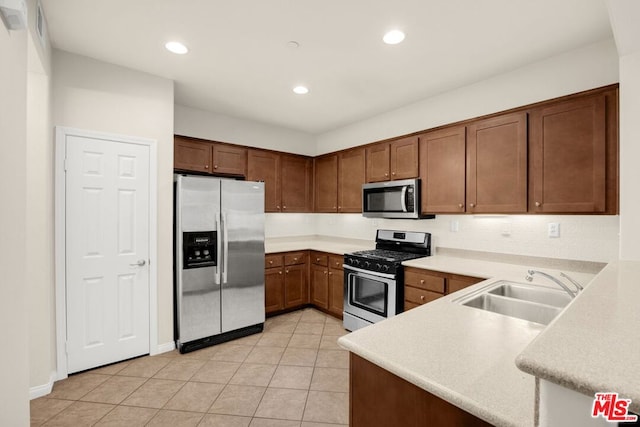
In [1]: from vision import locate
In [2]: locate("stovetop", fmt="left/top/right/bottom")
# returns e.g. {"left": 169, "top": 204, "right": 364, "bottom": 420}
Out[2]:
{"left": 344, "top": 230, "right": 432, "bottom": 275}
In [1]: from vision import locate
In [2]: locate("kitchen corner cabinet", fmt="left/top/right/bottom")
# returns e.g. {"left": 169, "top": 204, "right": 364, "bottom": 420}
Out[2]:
{"left": 281, "top": 154, "right": 313, "bottom": 212}
{"left": 174, "top": 136, "right": 213, "bottom": 173}
{"left": 264, "top": 252, "right": 309, "bottom": 315}
{"left": 529, "top": 92, "right": 615, "bottom": 213}
{"left": 311, "top": 252, "right": 344, "bottom": 317}
{"left": 350, "top": 353, "right": 492, "bottom": 427}
{"left": 466, "top": 112, "right": 528, "bottom": 213}
{"left": 366, "top": 136, "right": 419, "bottom": 183}
{"left": 338, "top": 148, "right": 366, "bottom": 212}
{"left": 248, "top": 149, "right": 281, "bottom": 212}
{"left": 403, "top": 267, "right": 483, "bottom": 311}
{"left": 419, "top": 126, "right": 467, "bottom": 213}
{"left": 314, "top": 154, "right": 338, "bottom": 212}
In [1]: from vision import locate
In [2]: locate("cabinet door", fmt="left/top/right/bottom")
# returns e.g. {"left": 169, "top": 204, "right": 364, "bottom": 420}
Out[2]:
{"left": 466, "top": 112, "right": 527, "bottom": 213}
{"left": 419, "top": 127, "right": 466, "bottom": 213}
{"left": 390, "top": 136, "right": 419, "bottom": 180}
{"left": 366, "top": 143, "right": 390, "bottom": 182}
{"left": 247, "top": 150, "right": 281, "bottom": 212}
{"left": 265, "top": 268, "right": 284, "bottom": 314}
{"left": 281, "top": 155, "right": 313, "bottom": 212}
{"left": 530, "top": 95, "right": 606, "bottom": 213}
{"left": 314, "top": 155, "right": 338, "bottom": 212}
{"left": 338, "top": 148, "right": 366, "bottom": 213}
{"left": 310, "top": 264, "right": 329, "bottom": 309}
{"left": 328, "top": 267, "right": 344, "bottom": 317}
{"left": 284, "top": 263, "right": 308, "bottom": 308}
{"left": 174, "top": 137, "right": 212, "bottom": 173}
{"left": 212, "top": 144, "right": 247, "bottom": 176}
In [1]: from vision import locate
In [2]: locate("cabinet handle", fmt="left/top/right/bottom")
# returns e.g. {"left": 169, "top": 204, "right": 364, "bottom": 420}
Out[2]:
{"left": 205, "top": 165, "right": 209, "bottom": 169}
{"left": 420, "top": 279, "right": 425, "bottom": 284}
{"left": 420, "top": 295, "right": 425, "bottom": 301}
{"left": 324, "top": 270, "right": 327, "bottom": 275}
{"left": 269, "top": 260, "right": 273, "bottom": 265}
{"left": 283, "top": 206, "right": 287, "bottom": 209}
{"left": 279, "top": 271, "right": 282, "bottom": 275}
{"left": 329, "top": 271, "right": 333, "bottom": 276}
{"left": 470, "top": 203, "right": 475, "bottom": 208}
{"left": 276, "top": 205, "right": 280, "bottom": 209}
{"left": 458, "top": 203, "right": 463, "bottom": 209}
{"left": 316, "top": 258, "right": 320, "bottom": 262}
{"left": 391, "top": 172, "right": 396, "bottom": 176}
{"left": 286, "top": 269, "right": 289, "bottom": 274}
{"left": 535, "top": 201, "right": 541, "bottom": 207}
{"left": 214, "top": 165, "right": 218, "bottom": 169}
{"left": 294, "top": 257, "right": 298, "bottom": 261}
{"left": 384, "top": 173, "right": 388, "bottom": 177}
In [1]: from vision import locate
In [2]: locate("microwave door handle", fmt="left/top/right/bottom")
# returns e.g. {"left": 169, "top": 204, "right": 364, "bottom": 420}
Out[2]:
{"left": 400, "top": 186, "right": 408, "bottom": 212}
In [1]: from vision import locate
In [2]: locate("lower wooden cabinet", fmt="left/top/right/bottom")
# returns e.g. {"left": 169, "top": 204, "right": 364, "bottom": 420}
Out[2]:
{"left": 284, "top": 263, "right": 308, "bottom": 308}
{"left": 328, "top": 255, "right": 344, "bottom": 317}
{"left": 350, "top": 353, "right": 491, "bottom": 427}
{"left": 310, "top": 264, "right": 329, "bottom": 308}
{"left": 310, "top": 252, "right": 344, "bottom": 318}
{"left": 264, "top": 252, "right": 308, "bottom": 315}
{"left": 404, "top": 267, "right": 483, "bottom": 311}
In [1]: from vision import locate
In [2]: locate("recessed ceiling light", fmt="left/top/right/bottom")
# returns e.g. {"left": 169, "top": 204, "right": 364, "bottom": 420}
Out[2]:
{"left": 293, "top": 86, "right": 309, "bottom": 95}
{"left": 383, "top": 30, "right": 405, "bottom": 45}
{"left": 165, "top": 41, "right": 189, "bottom": 54}
{"left": 286, "top": 41, "right": 300, "bottom": 49}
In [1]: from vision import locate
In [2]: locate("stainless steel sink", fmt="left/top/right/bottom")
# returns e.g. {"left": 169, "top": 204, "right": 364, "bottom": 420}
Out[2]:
{"left": 456, "top": 280, "right": 571, "bottom": 325}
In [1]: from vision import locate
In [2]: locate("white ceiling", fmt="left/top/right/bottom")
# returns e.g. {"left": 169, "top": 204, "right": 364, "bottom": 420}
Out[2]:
{"left": 41, "top": 0, "right": 613, "bottom": 134}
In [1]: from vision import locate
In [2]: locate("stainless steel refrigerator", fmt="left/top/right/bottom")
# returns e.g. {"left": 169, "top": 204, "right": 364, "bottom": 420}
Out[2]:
{"left": 174, "top": 175, "right": 265, "bottom": 353}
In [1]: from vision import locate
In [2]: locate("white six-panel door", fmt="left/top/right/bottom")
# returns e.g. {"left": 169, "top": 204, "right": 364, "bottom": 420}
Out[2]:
{"left": 65, "top": 134, "right": 150, "bottom": 373}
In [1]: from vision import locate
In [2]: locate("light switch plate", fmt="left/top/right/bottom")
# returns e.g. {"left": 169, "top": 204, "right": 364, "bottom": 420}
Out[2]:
{"left": 450, "top": 220, "right": 459, "bottom": 232}
{"left": 548, "top": 222, "right": 560, "bottom": 238}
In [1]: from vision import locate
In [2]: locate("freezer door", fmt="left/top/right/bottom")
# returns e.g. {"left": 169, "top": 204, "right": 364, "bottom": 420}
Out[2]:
{"left": 220, "top": 180, "right": 265, "bottom": 332}
{"left": 175, "top": 175, "right": 222, "bottom": 343}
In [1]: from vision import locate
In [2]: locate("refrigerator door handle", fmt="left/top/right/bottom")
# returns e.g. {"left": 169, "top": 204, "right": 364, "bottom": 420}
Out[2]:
{"left": 222, "top": 211, "right": 229, "bottom": 284}
{"left": 215, "top": 212, "right": 222, "bottom": 285}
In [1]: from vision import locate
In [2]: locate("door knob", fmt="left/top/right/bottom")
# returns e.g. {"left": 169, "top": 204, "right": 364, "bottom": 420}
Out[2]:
{"left": 130, "top": 259, "right": 146, "bottom": 267}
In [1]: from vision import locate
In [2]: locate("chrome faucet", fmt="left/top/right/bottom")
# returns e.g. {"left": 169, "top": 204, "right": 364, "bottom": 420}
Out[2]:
{"left": 525, "top": 269, "right": 577, "bottom": 299}
{"left": 560, "top": 272, "right": 584, "bottom": 292}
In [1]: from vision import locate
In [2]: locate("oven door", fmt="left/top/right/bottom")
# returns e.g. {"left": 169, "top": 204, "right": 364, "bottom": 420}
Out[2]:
{"left": 343, "top": 266, "right": 397, "bottom": 324}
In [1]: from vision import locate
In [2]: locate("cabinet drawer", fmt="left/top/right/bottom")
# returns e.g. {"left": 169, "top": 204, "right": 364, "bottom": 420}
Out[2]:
{"left": 311, "top": 252, "right": 328, "bottom": 266}
{"left": 404, "top": 269, "right": 446, "bottom": 293}
{"left": 329, "top": 255, "right": 344, "bottom": 270}
{"left": 265, "top": 254, "right": 283, "bottom": 269}
{"left": 448, "top": 275, "right": 483, "bottom": 295}
{"left": 404, "top": 301, "right": 420, "bottom": 311}
{"left": 285, "top": 251, "right": 307, "bottom": 266}
{"left": 405, "top": 286, "right": 443, "bottom": 306}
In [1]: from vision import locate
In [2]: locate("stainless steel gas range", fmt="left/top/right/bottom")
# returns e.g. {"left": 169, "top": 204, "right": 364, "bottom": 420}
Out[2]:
{"left": 343, "top": 230, "right": 432, "bottom": 331}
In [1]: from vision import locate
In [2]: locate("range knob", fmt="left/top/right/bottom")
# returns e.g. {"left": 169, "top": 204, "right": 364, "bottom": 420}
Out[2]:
{"left": 364, "top": 261, "right": 371, "bottom": 268}
{"left": 375, "top": 263, "right": 382, "bottom": 271}
{"left": 381, "top": 265, "right": 390, "bottom": 272}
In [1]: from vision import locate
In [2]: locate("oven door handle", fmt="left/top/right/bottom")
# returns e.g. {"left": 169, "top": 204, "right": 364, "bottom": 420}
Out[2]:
{"left": 343, "top": 265, "right": 396, "bottom": 280}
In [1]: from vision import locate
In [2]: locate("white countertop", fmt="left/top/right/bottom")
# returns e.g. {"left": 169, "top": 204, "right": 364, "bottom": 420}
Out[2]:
{"left": 516, "top": 261, "right": 640, "bottom": 413}
{"left": 265, "top": 235, "right": 374, "bottom": 255}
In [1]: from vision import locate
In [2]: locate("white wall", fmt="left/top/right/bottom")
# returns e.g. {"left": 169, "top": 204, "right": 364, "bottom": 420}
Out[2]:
{"left": 52, "top": 50, "right": 175, "bottom": 350}
{"left": 0, "top": 19, "right": 30, "bottom": 427}
{"left": 175, "top": 104, "right": 316, "bottom": 156}
{"left": 316, "top": 39, "right": 619, "bottom": 154}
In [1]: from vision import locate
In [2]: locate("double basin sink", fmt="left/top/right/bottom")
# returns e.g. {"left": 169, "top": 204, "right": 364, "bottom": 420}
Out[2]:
{"left": 455, "top": 280, "right": 572, "bottom": 325}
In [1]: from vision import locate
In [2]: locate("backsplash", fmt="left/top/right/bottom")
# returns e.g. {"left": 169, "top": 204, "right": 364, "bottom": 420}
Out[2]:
{"left": 265, "top": 213, "right": 620, "bottom": 263}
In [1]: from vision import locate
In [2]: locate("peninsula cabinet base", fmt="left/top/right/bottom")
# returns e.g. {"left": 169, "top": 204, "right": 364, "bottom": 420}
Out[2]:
{"left": 350, "top": 353, "right": 491, "bottom": 427}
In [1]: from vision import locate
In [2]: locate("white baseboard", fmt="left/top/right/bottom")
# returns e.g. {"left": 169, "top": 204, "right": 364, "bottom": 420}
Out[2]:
{"left": 30, "top": 371, "right": 56, "bottom": 400}
{"left": 154, "top": 341, "right": 175, "bottom": 355}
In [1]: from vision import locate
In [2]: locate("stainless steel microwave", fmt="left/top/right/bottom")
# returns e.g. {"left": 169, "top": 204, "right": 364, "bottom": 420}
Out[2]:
{"left": 362, "top": 178, "right": 433, "bottom": 219}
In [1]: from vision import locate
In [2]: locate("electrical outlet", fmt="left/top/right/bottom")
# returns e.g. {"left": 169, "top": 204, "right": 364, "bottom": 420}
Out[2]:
{"left": 548, "top": 222, "right": 560, "bottom": 238}
{"left": 450, "top": 220, "right": 459, "bottom": 232}
{"left": 501, "top": 221, "right": 512, "bottom": 237}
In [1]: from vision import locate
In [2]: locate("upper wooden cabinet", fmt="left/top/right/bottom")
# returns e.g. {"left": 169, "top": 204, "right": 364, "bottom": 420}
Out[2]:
{"left": 247, "top": 150, "right": 281, "bottom": 212}
{"left": 338, "top": 148, "right": 366, "bottom": 212}
{"left": 419, "top": 127, "right": 466, "bottom": 214}
{"left": 212, "top": 144, "right": 247, "bottom": 176}
{"left": 314, "top": 154, "right": 339, "bottom": 212}
{"left": 529, "top": 94, "right": 608, "bottom": 213}
{"left": 281, "top": 155, "right": 313, "bottom": 212}
{"left": 366, "top": 136, "right": 419, "bottom": 182}
{"left": 466, "top": 112, "right": 528, "bottom": 213}
{"left": 174, "top": 137, "right": 213, "bottom": 173}
{"left": 174, "top": 136, "right": 246, "bottom": 177}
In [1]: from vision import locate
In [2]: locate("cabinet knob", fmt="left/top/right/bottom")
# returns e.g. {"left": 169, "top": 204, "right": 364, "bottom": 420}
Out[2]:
{"left": 420, "top": 295, "right": 425, "bottom": 301}
{"left": 205, "top": 165, "right": 209, "bottom": 169}
{"left": 285, "top": 269, "right": 289, "bottom": 274}
{"left": 329, "top": 271, "right": 332, "bottom": 276}
{"left": 458, "top": 203, "right": 463, "bottom": 209}
{"left": 214, "top": 165, "right": 218, "bottom": 169}
{"left": 470, "top": 203, "right": 475, "bottom": 208}
{"left": 276, "top": 205, "right": 280, "bottom": 209}
{"left": 324, "top": 270, "right": 327, "bottom": 275}
{"left": 279, "top": 271, "right": 282, "bottom": 275}
{"left": 333, "top": 206, "right": 336, "bottom": 209}
{"left": 535, "top": 201, "right": 541, "bottom": 207}
{"left": 316, "top": 258, "right": 320, "bottom": 262}
{"left": 294, "top": 257, "right": 298, "bottom": 261}
{"left": 420, "top": 279, "right": 425, "bottom": 284}
{"left": 391, "top": 172, "right": 396, "bottom": 176}
{"left": 269, "top": 260, "right": 273, "bottom": 265}
{"left": 283, "top": 206, "right": 287, "bottom": 209}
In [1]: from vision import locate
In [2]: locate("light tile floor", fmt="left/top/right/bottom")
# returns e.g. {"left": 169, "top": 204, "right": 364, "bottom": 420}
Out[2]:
{"left": 31, "top": 308, "right": 349, "bottom": 427}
